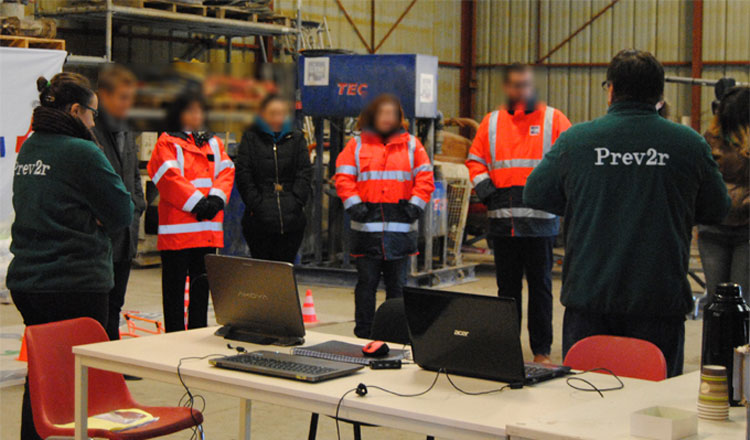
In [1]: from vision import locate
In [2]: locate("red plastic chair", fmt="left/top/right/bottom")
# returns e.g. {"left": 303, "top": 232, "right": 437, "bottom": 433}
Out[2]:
{"left": 25, "top": 317, "right": 203, "bottom": 439}
{"left": 563, "top": 335, "right": 667, "bottom": 381}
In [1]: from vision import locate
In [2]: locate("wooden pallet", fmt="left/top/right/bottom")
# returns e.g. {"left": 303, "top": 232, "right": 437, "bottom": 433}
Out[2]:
{"left": 110, "top": 0, "right": 208, "bottom": 16}
{"left": 268, "top": 15, "right": 293, "bottom": 26}
{"left": 207, "top": 6, "right": 258, "bottom": 22}
{"left": 0, "top": 35, "right": 65, "bottom": 50}
{"left": 102, "top": 0, "right": 266, "bottom": 22}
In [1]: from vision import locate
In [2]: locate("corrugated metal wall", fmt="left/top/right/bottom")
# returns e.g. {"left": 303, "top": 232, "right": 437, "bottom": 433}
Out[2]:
{"left": 272, "top": 0, "right": 747, "bottom": 129}
{"left": 475, "top": 0, "right": 749, "bottom": 130}
{"left": 275, "top": 0, "right": 462, "bottom": 119}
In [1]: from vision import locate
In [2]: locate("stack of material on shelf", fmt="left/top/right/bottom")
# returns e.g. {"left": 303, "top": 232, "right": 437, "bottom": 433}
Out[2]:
{"left": 203, "top": 0, "right": 274, "bottom": 19}
{"left": 75, "top": 0, "right": 274, "bottom": 20}
{"left": 0, "top": 1, "right": 57, "bottom": 38}
{"left": 204, "top": 75, "right": 276, "bottom": 110}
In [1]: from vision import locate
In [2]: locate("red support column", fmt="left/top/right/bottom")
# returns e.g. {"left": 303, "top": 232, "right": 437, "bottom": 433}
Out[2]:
{"left": 459, "top": 0, "right": 477, "bottom": 139}
{"left": 690, "top": 0, "right": 704, "bottom": 132}
{"left": 370, "top": 0, "right": 376, "bottom": 53}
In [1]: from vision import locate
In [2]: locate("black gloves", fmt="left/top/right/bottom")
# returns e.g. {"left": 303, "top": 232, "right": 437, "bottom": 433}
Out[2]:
{"left": 347, "top": 203, "right": 369, "bottom": 222}
{"left": 400, "top": 199, "right": 423, "bottom": 222}
{"left": 205, "top": 195, "right": 225, "bottom": 218}
{"left": 474, "top": 180, "right": 496, "bottom": 206}
{"left": 192, "top": 195, "right": 225, "bottom": 221}
{"left": 405, "top": 204, "right": 423, "bottom": 222}
{"left": 191, "top": 198, "right": 211, "bottom": 220}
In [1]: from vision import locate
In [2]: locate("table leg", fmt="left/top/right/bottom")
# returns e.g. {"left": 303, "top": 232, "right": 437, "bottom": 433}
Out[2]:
{"left": 239, "top": 398, "right": 252, "bottom": 440}
{"left": 74, "top": 356, "right": 88, "bottom": 440}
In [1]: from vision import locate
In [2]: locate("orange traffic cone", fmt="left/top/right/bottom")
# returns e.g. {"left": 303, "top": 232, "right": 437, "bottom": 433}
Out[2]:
{"left": 16, "top": 335, "right": 27, "bottom": 362}
{"left": 184, "top": 277, "right": 190, "bottom": 330}
{"left": 302, "top": 289, "right": 319, "bottom": 324}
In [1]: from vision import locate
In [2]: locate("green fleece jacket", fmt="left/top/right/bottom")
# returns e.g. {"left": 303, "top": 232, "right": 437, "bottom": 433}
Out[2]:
{"left": 7, "top": 132, "right": 134, "bottom": 293}
{"left": 524, "top": 101, "right": 731, "bottom": 317}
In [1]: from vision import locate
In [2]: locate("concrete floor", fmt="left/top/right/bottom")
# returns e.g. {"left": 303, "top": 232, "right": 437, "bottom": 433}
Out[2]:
{"left": 0, "top": 264, "right": 706, "bottom": 439}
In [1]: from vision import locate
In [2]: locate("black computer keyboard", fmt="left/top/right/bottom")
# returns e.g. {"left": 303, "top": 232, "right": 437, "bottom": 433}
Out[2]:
{"left": 225, "top": 354, "right": 337, "bottom": 376}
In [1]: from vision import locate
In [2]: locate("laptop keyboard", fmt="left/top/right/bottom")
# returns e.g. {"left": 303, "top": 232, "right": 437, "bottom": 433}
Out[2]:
{"left": 224, "top": 354, "right": 337, "bottom": 376}
{"left": 524, "top": 364, "right": 553, "bottom": 379}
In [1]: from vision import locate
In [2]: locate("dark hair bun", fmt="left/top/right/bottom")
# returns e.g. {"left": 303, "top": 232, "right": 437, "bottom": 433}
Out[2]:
{"left": 36, "top": 72, "right": 93, "bottom": 109}
{"left": 36, "top": 76, "right": 49, "bottom": 93}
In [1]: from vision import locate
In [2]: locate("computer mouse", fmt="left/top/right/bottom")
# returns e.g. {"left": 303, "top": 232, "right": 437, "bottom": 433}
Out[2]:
{"left": 362, "top": 340, "right": 390, "bottom": 357}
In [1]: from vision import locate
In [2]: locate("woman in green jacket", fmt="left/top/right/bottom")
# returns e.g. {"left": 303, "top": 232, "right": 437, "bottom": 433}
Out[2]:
{"left": 7, "top": 72, "right": 133, "bottom": 440}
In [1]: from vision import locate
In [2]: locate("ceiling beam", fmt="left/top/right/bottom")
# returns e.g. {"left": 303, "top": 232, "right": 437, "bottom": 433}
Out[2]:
{"left": 334, "top": 0, "right": 372, "bottom": 53}
{"left": 536, "top": 0, "right": 620, "bottom": 64}
{"left": 372, "top": 0, "right": 418, "bottom": 53}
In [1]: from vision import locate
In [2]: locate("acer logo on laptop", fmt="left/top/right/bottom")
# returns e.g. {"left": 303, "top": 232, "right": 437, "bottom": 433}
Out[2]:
{"left": 453, "top": 329, "right": 470, "bottom": 337}
{"left": 238, "top": 291, "right": 269, "bottom": 301}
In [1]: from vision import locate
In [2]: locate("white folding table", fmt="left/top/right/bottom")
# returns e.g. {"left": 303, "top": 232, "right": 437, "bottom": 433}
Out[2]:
{"left": 72, "top": 327, "right": 653, "bottom": 439}
{"left": 507, "top": 371, "right": 747, "bottom": 439}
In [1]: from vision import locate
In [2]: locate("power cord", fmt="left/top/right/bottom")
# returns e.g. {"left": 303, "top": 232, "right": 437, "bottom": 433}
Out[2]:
{"left": 335, "top": 369, "right": 513, "bottom": 440}
{"left": 177, "top": 354, "right": 226, "bottom": 440}
{"left": 565, "top": 367, "right": 624, "bottom": 398}
{"left": 445, "top": 372, "right": 510, "bottom": 395}
{"left": 335, "top": 370, "right": 442, "bottom": 440}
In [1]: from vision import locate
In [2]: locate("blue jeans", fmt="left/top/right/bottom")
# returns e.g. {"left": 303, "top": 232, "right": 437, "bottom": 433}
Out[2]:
{"left": 354, "top": 257, "right": 408, "bottom": 338}
{"left": 698, "top": 226, "right": 750, "bottom": 302}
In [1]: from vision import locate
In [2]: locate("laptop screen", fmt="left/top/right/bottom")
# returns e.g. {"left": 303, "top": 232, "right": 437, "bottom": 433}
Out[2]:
{"left": 205, "top": 255, "right": 305, "bottom": 340}
{"left": 403, "top": 287, "right": 526, "bottom": 384}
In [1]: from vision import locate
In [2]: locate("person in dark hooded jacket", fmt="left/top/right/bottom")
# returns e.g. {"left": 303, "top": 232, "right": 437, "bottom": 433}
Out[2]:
{"left": 235, "top": 95, "right": 312, "bottom": 263}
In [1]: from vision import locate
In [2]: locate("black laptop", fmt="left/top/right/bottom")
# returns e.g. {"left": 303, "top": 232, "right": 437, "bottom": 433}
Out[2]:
{"left": 403, "top": 287, "right": 570, "bottom": 388}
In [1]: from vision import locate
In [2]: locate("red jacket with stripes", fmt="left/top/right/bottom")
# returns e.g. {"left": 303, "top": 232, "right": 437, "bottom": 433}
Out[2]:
{"left": 335, "top": 130, "right": 434, "bottom": 259}
{"left": 466, "top": 103, "right": 570, "bottom": 237}
{"left": 147, "top": 132, "right": 235, "bottom": 250}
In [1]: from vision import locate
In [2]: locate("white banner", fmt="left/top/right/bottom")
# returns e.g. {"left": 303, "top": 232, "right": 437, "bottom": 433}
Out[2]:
{"left": 0, "top": 47, "right": 67, "bottom": 292}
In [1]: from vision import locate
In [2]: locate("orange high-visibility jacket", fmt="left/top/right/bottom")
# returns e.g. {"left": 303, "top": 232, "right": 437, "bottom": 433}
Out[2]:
{"left": 147, "top": 131, "right": 235, "bottom": 250}
{"left": 335, "top": 130, "right": 435, "bottom": 259}
{"left": 466, "top": 103, "right": 571, "bottom": 237}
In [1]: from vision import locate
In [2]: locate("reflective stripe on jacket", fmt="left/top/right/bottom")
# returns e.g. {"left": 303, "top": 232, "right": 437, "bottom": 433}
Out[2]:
{"left": 147, "top": 132, "right": 235, "bottom": 250}
{"left": 335, "top": 130, "right": 435, "bottom": 259}
{"left": 466, "top": 103, "right": 571, "bottom": 237}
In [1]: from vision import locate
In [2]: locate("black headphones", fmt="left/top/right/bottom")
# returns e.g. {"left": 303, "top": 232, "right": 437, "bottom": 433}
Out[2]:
{"left": 356, "top": 383, "right": 368, "bottom": 397}
{"left": 227, "top": 343, "right": 247, "bottom": 354}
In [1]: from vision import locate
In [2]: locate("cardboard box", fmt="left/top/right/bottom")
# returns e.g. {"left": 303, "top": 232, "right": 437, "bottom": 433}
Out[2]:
{"left": 630, "top": 406, "right": 698, "bottom": 440}
{"left": 136, "top": 132, "right": 159, "bottom": 162}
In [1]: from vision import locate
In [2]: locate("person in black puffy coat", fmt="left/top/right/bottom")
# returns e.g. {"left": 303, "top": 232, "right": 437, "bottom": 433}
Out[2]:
{"left": 236, "top": 95, "right": 312, "bottom": 263}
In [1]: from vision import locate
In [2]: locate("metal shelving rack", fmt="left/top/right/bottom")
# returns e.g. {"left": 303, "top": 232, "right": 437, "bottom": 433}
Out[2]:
{"left": 36, "top": 0, "right": 298, "bottom": 63}
{"left": 33, "top": 0, "right": 301, "bottom": 266}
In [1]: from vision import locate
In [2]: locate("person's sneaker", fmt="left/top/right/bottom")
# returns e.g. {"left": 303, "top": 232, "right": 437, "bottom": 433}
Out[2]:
{"left": 533, "top": 354, "right": 552, "bottom": 364}
{"left": 124, "top": 374, "right": 142, "bottom": 381}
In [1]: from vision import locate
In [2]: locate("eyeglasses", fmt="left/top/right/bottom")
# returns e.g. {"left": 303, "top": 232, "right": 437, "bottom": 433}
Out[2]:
{"left": 601, "top": 80, "right": 612, "bottom": 91}
{"left": 83, "top": 104, "right": 99, "bottom": 118}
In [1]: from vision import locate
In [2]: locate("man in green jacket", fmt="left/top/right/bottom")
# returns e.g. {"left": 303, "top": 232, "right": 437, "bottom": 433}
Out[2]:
{"left": 524, "top": 50, "right": 730, "bottom": 377}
